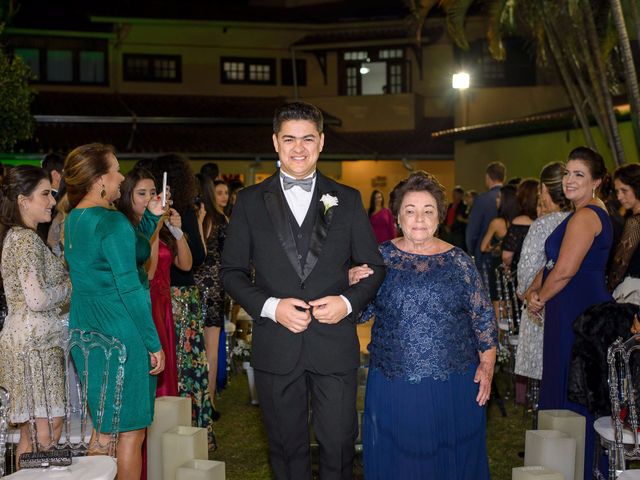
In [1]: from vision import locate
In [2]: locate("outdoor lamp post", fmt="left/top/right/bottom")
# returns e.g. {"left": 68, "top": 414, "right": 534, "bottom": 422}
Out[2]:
{"left": 452, "top": 72, "right": 470, "bottom": 126}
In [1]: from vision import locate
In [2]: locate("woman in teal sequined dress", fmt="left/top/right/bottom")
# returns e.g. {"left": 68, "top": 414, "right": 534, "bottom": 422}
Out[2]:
{"left": 62, "top": 144, "right": 165, "bottom": 480}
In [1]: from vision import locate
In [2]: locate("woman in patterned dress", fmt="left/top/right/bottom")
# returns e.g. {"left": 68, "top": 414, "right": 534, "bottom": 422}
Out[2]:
{"left": 0, "top": 165, "right": 71, "bottom": 460}
{"left": 150, "top": 154, "right": 214, "bottom": 449}
{"left": 194, "top": 175, "right": 229, "bottom": 419}
{"left": 515, "top": 162, "right": 571, "bottom": 381}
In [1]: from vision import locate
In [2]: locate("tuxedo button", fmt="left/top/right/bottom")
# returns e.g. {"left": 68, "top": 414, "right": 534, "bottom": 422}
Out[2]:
{"left": 300, "top": 282, "right": 305, "bottom": 289}
{"left": 297, "top": 234, "right": 302, "bottom": 239}
{"left": 297, "top": 254, "right": 302, "bottom": 259}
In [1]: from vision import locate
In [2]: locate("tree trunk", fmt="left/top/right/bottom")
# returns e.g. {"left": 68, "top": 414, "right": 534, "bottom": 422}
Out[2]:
{"left": 612, "top": 0, "right": 640, "bottom": 155}
{"left": 543, "top": 18, "right": 596, "bottom": 148}
{"left": 581, "top": 0, "right": 625, "bottom": 165}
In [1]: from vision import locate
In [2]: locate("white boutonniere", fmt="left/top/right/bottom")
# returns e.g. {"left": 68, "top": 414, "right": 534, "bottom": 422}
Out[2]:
{"left": 320, "top": 193, "right": 339, "bottom": 214}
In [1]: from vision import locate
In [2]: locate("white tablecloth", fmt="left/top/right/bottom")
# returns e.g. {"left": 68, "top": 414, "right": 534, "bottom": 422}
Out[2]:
{"left": 4, "top": 455, "right": 116, "bottom": 479}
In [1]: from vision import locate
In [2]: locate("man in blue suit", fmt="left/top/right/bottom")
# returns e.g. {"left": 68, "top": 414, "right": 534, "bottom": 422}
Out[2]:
{"left": 465, "top": 162, "right": 506, "bottom": 285}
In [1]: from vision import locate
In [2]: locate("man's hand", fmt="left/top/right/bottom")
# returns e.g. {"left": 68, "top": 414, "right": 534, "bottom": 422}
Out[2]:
{"left": 275, "top": 298, "right": 311, "bottom": 333}
{"left": 309, "top": 296, "right": 348, "bottom": 324}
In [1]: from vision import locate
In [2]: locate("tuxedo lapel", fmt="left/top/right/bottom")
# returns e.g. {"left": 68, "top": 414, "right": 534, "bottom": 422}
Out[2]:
{"left": 262, "top": 175, "right": 304, "bottom": 279}
{"left": 303, "top": 172, "right": 337, "bottom": 281}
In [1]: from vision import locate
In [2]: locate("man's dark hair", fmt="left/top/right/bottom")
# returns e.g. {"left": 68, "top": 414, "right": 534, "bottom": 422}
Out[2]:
{"left": 485, "top": 162, "right": 506, "bottom": 182}
{"left": 200, "top": 162, "right": 219, "bottom": 180}
{"left": 453, "top": 185, "right": 464, "bottom": 195}
{"left": 41, "top": 152, "right": 64, "bottom": 175}
{"left": 273, "top": 102, "right": 323, "bottom": 134}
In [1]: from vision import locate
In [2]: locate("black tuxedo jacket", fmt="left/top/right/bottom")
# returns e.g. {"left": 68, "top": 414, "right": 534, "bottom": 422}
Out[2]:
{"left": 221, "top": 171, "right": 385, "bottom": 375}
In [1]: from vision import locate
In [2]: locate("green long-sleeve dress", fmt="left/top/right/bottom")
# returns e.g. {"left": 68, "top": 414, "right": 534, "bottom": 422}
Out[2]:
{"left": 65, "top": 207, "right": 161, "bottom": 432}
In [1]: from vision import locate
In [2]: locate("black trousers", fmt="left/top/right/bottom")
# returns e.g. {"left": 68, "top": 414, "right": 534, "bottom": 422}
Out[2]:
{"left": 254, "top": 357, "right": 358, "bottom": 480}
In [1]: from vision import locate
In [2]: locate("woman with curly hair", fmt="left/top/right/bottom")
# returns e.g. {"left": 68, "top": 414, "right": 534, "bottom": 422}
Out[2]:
{"left": 150, "top": 154, "right": 214, "bottom": 449}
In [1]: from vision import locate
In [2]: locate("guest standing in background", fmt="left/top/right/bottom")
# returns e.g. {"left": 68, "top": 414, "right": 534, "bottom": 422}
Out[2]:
{"left": 117, "top": 167, "right": 188, "bottom": 397}
{"left": 62, "top": 143, "right": 164, "bottom": 480}
{"left": 194, "top": 174, "right": 230, "bottom": 420}
{"left": 514, "top": 162, "right": 571, "bottom": 382}
{"left": 116, "top": 168, "right": 164, "bottom": 288}
{"left": 608, "top": 163, "right": 640, "bottom": 303}
{"left": 527, "top": 147, "right": 612, "bottom": 479}
{"left": 480, "top": 184, "right": 519, "bottom": 313}
{"left": 466, "top": 162, "right": 506, "bottom": 284}
{"left": 502, "top": 179, "right": 538, "bottom": 270}
{"left": 0, "top": 165, "right": 71, "bottom": 461}
{"left": 442, "top": 185, "right": 467, "bottom": 249}
{"left": 200, "top": 162, "right": 219, "bottom": 181}
{"left": 151, "top": 154, "right": 214, "bottom": 449}
{"left": 356, "top": 171, "right": 497, "bottom": 480}
{"left": 368, "top": 189, "right": 396, "bottom": 243}
{"left": 37, "top": 152, "right": 64, "bottom": 240}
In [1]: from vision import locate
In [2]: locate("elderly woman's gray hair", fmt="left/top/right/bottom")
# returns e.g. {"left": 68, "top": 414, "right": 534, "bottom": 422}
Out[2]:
{"left": 389, "top": 171, "right": 447, "bottom": 223}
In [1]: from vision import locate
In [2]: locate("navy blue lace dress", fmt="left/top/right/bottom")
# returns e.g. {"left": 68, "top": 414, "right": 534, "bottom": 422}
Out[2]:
{"left": 361, "top": 242, "right": 497, "bottom": 480}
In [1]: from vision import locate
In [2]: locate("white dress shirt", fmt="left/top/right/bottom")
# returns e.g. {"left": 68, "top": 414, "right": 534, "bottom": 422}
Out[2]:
{"left": 260, "top": 171, "right": 352, "bottom": 322}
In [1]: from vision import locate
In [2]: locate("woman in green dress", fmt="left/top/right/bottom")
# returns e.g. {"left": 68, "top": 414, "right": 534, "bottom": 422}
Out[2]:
{"left": 61, "top": 143, "right": 165, "bottom": 480}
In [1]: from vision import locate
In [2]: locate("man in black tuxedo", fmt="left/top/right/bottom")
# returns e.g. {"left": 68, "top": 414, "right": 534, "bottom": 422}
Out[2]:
{"left": 221, "top": 102, "right": 385, "bottom": 480}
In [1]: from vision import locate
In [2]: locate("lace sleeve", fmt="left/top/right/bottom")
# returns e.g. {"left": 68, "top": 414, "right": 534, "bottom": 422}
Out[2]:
{"left": 609, "top": 216, "right": 640, "bottom": 290}
{"left": 460, "top": 253, "right": 498, "bottom": 352}
{"left": 357, "top": 300, "right": 377, "bottom": 324}
{"left": 14, "top": 230, "right": 70, "bottom": 312}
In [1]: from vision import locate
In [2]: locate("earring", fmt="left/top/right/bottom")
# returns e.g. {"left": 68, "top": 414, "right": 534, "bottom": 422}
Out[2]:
{"left": 100, "top": 184, "right": 106, "bottom": 199}
{"left": 592, "top": 187, "right": 596, "bottom": 199}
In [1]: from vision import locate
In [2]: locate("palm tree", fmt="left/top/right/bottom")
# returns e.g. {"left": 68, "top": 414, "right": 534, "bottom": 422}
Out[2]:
{"left": 409, "top": 0, "right": 637, "bottom": 166}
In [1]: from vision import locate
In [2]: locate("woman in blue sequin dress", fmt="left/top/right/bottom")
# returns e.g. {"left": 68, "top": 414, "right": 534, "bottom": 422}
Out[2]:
{"left": 357, "top": 172, "right": 498, "bottom": 480}
{"left": 527, "top": 147, "right": 613, "bottom": 480}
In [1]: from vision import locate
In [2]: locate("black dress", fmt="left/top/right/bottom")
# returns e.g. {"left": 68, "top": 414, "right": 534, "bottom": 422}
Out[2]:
{"left": 502, "top": 223, "right": 531, "bottom": 269}
{"left": 194, "top": 221, "right": 227, "bottom": 328}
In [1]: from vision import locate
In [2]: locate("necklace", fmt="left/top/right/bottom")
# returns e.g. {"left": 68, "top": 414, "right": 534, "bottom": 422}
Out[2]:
{"left": 68, "top": 208, "right": 89, "bottom": 250}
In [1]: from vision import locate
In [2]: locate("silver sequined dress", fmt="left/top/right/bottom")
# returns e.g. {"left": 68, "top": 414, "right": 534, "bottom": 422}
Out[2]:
{"left": 0, "top": 227, "right": 71, "bottom": 423}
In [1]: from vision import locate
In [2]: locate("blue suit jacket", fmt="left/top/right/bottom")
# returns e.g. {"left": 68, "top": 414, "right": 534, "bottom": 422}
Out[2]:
{"left": 465, "top": 185, "right": 501, "bottom": 264}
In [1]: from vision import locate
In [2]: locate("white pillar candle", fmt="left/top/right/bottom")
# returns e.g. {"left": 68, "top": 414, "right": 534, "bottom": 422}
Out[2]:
{"left": 538, "top": 410, "right": 586, "bottom": 480}
{"left": 512, "top": 466, "right": 564, "bottom": 480}
{"left": 148, "top": 396, "right": 192, "bottom": 480}
{"left": 162, "top": 426, "right": 208, "bottom": 480}
{"left": 176, "top": 460, "right": 226, "bottom": 480}
{"left": 525, "top": 430, "right": 576, "bottom": 480}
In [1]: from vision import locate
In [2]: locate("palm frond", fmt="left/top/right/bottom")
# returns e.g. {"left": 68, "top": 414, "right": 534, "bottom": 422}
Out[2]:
{"left": 439, "top": 0, "right": 475, "bottom": 50}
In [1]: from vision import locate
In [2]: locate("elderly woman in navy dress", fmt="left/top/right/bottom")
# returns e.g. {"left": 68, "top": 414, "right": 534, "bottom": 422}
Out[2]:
{"left": 352, "top": 171, "right": 497, "bottom": 480}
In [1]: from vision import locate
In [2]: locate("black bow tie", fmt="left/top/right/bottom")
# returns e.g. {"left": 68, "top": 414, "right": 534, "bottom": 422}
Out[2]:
{"left": 281, "top": 174, "right": 315, "bottom": 192}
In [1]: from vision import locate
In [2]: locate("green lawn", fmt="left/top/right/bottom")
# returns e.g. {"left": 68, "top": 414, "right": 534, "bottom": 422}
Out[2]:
{"left": 212, "top": 367, "right": 527, "bottom": 480}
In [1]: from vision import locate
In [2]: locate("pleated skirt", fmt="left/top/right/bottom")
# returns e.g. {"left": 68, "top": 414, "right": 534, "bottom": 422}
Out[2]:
{"left": 363, "top": 366, "right": 491, "bottom": 480}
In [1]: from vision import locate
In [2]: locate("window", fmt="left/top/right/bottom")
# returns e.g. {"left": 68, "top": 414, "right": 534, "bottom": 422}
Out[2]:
{"left": 14, "top": 48, "right": 40, "bottom": 79}
{"left": 123, "top": 54, "right": 181, "bottom": 82}
{"left": 221, "top": 57, "right": 276, "bottom": 85}
{"left": 281, "top": 59, "right": 307, "bottom": 86}
{"left": 339, "top": 48, "right": 408, "bottom": 96}
{"left": 456, "top": 38, "right": 536, "bottom": 87}
{"left": 9, "top": 37, "right": 108, "bottom": 85}
{"left": 79, "top": 51, "right": 105, "bottom": 83}
{"left": 47, "top": 50, "right": 73, "bottom": 82}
